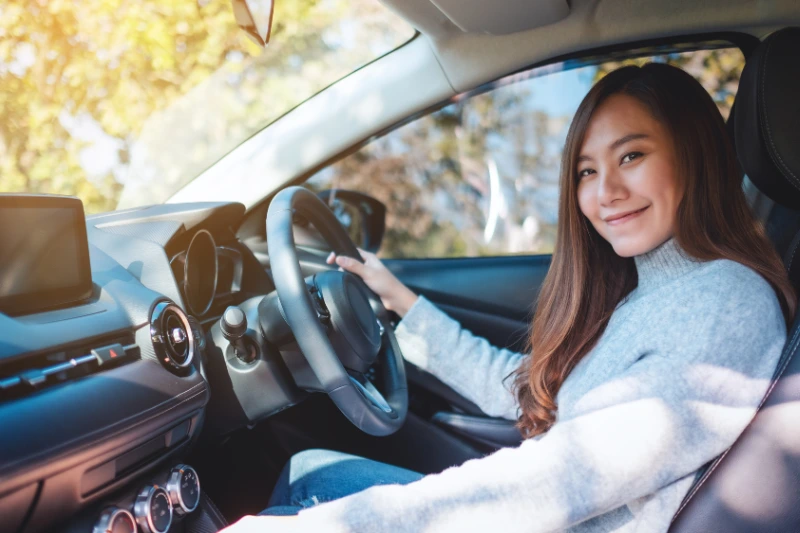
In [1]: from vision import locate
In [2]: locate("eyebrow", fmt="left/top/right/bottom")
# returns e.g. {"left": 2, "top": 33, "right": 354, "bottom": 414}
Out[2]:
{"left": 577, "top": 133, "right": 650, "bottom": 163}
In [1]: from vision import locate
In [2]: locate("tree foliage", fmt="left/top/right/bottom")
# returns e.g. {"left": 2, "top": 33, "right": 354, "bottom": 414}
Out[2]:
{"left": 0, "top": 0, "right": 412, "bottom": 212}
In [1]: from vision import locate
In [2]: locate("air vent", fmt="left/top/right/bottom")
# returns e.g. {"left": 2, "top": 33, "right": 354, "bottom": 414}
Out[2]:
{"left": 150, "top": 301, "right": 195, "bottom": 372}
{"left": 0, "top": 333, "right": 138, "bottom": 401}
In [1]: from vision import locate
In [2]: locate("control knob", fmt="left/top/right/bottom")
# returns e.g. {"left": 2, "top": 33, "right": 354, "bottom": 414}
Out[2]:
{"left": 134, "top": 484, "right": 173, "bottom": 533}
{"left": 93, "top": 507, "right": 136, "bottom": 533}
{"left": 166, "top": 464, "right": 201, "bottom": 516}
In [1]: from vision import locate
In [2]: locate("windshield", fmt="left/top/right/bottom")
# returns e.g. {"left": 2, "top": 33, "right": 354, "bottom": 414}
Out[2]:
{"left": 0, "top": 0, "right": 414, "bottom": 213}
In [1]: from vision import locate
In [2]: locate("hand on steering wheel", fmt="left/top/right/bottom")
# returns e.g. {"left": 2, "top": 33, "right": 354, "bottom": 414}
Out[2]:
{"left": 326, "top": 248, "right": 418, "bottom": 317}
{"left": 262, "top": 186, "right": 408, "bottom": 437}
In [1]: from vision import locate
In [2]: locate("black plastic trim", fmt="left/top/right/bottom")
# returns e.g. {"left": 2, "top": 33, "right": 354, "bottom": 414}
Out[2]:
{"left": 0, "top": 359, "right": 209, "bottom": 493}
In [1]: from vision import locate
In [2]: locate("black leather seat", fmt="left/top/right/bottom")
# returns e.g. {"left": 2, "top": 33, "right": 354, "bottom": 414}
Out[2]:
{"left": 669, "top": 27, "right": 800, "bottom": 532}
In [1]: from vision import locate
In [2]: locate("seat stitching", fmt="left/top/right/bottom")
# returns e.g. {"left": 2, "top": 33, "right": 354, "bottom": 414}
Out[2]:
{"left": 760, "top": 35, "right": 800, "bottom": 190}
{"left": 788, "top": 234, "right": 800, "bottom": 272}
{"left": 670, "top": 322, "right": 800, "bottom": 520}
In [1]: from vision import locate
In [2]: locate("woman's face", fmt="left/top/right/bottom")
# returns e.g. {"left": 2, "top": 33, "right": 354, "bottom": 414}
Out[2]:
{"left": 576, "top": 93, "right": 684, "bottom": 257}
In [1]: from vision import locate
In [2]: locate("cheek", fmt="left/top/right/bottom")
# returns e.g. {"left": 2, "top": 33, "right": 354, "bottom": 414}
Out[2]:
{"left": 638, "top": 157, "right": 681, "bottom": 211}
{"left": 576, "top": 182, "right": 596, "bottom": 219}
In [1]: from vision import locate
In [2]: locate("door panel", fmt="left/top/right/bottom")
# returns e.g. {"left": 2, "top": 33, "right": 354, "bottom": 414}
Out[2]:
{"left": 386, "top": 255, "right": 548, "bottom": 350}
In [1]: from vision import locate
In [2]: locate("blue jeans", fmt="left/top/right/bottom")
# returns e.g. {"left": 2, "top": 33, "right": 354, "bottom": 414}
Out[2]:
{"left": 260, "top": 448, "right": 425, "bottom": 516}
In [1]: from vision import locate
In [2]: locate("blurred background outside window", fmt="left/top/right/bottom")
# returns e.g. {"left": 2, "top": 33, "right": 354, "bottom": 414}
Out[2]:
{"left": 307, "top": 46, "right": 745, "bottom": 259}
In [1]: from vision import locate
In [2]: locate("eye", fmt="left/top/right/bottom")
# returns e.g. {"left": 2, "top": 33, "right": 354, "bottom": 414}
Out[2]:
{"left": 577, "top": 168, "right": 595, "bottom": 180}
{"left": 621, "top": 151, "right": 643, "bottom": 164}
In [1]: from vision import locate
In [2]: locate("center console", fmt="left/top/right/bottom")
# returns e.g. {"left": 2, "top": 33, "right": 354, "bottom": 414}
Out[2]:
{"left": 63, "top": 462, "right": 227, "bottom": 533}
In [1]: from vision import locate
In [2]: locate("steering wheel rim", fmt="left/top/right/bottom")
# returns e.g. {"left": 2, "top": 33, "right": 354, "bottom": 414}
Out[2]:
{"left": 266, "top": 186, "right": 408, "bottom": 436}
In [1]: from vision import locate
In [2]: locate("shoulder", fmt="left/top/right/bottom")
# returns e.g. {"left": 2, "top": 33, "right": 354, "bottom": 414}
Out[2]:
{"left": 692, "top": 258, "right": 778, "bottom": 303}
{"left": 674, "top": 258, "right": 786, "bottom": 337}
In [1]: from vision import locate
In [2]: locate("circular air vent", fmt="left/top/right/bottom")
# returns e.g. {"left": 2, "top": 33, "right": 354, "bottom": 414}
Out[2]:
{"left": 150, "top": 301, "right": 195, "bottom": 371}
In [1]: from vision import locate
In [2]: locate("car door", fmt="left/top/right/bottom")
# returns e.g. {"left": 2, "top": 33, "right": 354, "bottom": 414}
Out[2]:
{"left": 245, "top": 38, "right": 749, "bottom": 474}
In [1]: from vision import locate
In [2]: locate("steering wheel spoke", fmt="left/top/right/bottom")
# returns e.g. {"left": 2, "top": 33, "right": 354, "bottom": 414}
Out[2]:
{"left": 346, "top": 370, "right": 395, "bottom": 415}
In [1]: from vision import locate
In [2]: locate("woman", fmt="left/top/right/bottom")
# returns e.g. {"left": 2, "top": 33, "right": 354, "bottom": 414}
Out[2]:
{"left": 224, "top": 63, "right": 795, "bottom": 532}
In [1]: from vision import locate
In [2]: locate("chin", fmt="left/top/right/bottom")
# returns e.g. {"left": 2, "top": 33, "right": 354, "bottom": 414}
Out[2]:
{"left": 607, "top": 237, "right": 653, "bottom": 258}
{"left": 608, "top": 232, "right": 673, "bottom": 257}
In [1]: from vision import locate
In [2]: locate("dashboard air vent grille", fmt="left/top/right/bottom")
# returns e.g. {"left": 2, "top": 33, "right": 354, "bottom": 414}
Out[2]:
{"left": 150, "top": 301, "right": 195, "bottom": 372}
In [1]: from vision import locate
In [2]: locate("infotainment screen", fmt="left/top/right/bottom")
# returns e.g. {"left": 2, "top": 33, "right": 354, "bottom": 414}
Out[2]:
{"left": 0, "top": 195, "right": 93, "bottom": 315}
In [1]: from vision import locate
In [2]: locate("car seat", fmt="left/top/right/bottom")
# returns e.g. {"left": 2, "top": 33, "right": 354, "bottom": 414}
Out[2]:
{"left": 669, "top": 26, "right": 800, "bottom": 532}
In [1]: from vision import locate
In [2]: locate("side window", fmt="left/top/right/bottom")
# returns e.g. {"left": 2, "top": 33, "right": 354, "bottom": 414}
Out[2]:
{"left": 306, "top": 45, "right": 744, "bottom": 259}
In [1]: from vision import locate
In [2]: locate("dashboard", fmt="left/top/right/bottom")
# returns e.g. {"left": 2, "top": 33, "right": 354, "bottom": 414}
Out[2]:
{"left": 0, "top": 198, "right": 288, "bottom": 533}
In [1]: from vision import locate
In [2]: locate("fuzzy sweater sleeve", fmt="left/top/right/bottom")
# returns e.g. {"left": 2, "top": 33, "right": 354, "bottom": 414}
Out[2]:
{"left": 293, "top": 271, "right": 787, "bottom": 533}
{"left": 392, "top": 295, "right": 526, "bottom": 420}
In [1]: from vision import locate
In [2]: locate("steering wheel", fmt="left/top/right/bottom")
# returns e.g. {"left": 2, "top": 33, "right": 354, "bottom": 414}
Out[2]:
{"left": 265, "top": 186, "right": 408, "bottom": 436}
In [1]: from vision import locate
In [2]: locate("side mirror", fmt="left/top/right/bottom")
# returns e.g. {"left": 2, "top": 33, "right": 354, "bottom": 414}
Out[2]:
{"left": 231, "top": 0, "right": 274, "bottom": 47}
{"left": 317, "top": 190, "right": 387, "bottom": 254}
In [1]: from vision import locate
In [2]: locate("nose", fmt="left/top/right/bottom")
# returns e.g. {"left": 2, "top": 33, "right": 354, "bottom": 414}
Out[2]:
{"left": 596, "top": 167, "right": 628, "bottom": 206}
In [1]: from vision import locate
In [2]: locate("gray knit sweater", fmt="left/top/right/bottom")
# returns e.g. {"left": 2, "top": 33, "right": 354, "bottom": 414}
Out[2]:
{"left": 299, "top": 237, "right": 787, "bottom": 532}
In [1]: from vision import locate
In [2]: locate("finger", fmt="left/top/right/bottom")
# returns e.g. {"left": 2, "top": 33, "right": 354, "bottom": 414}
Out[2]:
{"left": 356, "top": 247, "right": 372, "bottom": 261}
{"left": 326, "top": 251, "right": 335, "bottom": 264}
{"left": 335, "top": 255, "right": 366, "bottom": 276}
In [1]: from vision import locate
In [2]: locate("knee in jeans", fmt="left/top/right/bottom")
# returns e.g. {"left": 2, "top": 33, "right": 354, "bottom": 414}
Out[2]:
{"left": 286, "top": 449, "right": 339, "bottom": 483}
{"left": 291, "top": 448, "right": 350, "bottom": 473}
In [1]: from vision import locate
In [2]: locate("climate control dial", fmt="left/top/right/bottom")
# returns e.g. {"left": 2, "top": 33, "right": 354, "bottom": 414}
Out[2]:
{"left": 93, "top": 507, "right": 136, "bottom": 533}
{"left": 167, "top": 464, "right": 201, "bottom": 515}
{"left": 134, "top": 484, "right": 173, "bottom": 533}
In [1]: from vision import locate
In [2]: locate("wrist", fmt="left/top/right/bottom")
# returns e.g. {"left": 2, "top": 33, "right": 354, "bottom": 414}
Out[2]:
{"left": 387, "top": 286, "right": 418, "bottom": 317}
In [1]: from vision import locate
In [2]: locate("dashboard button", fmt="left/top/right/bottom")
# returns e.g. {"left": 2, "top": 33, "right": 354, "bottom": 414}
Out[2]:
{"left": 91, "top": 343, "right": 126, "bottom": 367}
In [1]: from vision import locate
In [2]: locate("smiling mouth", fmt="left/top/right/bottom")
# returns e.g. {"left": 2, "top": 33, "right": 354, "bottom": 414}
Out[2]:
{"left": 606, "top": 206, "right": 649, "bottom": 226}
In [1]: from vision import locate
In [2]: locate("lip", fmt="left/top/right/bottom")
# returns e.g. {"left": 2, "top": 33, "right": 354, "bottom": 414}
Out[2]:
{"left": 604, "top": 206, "right": 649, "bottom": 225}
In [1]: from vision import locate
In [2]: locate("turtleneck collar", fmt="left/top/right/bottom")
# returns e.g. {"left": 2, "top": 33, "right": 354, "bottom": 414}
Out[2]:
{"left": 633, "top": 236, "right": 704, "bottom": 293}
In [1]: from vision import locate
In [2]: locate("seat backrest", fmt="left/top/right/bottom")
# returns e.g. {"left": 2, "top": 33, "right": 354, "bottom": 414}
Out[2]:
{"left": 669, "top": 27, "right": 800, "bottom": 532}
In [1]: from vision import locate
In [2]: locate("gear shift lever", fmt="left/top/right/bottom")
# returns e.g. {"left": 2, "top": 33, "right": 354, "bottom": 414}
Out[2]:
{"left": 220, "top": 306, "right": 255, "bottom": 362}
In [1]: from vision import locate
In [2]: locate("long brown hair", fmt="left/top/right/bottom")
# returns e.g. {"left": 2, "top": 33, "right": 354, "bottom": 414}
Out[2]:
{"left": 511, "top": 63, "right": 797, "bottom": 439}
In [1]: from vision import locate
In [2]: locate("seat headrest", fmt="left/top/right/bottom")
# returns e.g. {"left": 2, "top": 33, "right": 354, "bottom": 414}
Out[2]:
{"left": 735, "top": 27, "right": 800, "bottom": 209}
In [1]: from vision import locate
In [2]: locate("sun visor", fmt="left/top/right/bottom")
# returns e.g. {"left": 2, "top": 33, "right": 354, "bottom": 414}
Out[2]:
{"left": 428, "top": 0, "right": 569, "bottom": 35}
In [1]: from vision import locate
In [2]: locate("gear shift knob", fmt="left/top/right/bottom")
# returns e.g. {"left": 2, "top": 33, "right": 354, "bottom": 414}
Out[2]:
{"left": 221, "top": 306, "right": 247, "bottom": 341}
{"left": 220, "top": 306, "right": 255, "bottom": 362}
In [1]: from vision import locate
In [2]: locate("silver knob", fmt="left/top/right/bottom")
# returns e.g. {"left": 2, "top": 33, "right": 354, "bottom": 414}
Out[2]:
{"left": 93, "top": 507, "right": 136, "bottom": 533}
{"left": 166, "top": 464, "right": 201, "bottom": 515}
{"left": 134, "top": 484, "right": 173, "bottom": 533}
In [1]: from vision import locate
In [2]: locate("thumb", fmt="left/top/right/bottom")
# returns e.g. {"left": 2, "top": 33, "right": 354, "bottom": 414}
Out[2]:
{"left": 335, "top": 255, "right": 366, "bottom": 277}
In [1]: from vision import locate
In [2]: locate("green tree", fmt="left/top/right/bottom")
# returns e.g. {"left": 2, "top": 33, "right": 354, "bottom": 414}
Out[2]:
{"left": 594, "top": 48, "right": 744, "bottom": 119}
{"left": 0, "top": 0, "right": 412, "bottom": 212}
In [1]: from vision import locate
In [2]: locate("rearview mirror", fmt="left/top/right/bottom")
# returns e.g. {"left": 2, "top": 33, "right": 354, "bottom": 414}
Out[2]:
{"left": 231, "top": 0, "right": 274, "bottom": 47}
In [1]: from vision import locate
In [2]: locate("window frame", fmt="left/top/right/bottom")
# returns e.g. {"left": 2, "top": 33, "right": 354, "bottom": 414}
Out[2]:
{"left": 240, "top": 31, "right": 758, "bottom": 244}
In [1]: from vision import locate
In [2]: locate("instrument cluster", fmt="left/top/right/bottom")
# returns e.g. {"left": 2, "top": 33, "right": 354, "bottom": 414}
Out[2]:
{"left": 170, "top": 231, "right": 244, "bottom": 320}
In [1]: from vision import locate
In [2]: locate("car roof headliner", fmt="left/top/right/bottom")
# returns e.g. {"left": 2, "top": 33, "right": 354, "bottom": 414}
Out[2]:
{"left": 381, "top": 0, "right": 800, "bottom": 92}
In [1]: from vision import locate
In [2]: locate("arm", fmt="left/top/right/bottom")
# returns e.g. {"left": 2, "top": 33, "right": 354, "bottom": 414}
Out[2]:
{"left": 291, "top": 284, "right": 786, "bottom": 532}
{"left": 394, "top": 295, "right": 525, "bottom": 420}
{"left": 327, "top": 249, "right": 526, "bottom": 421}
